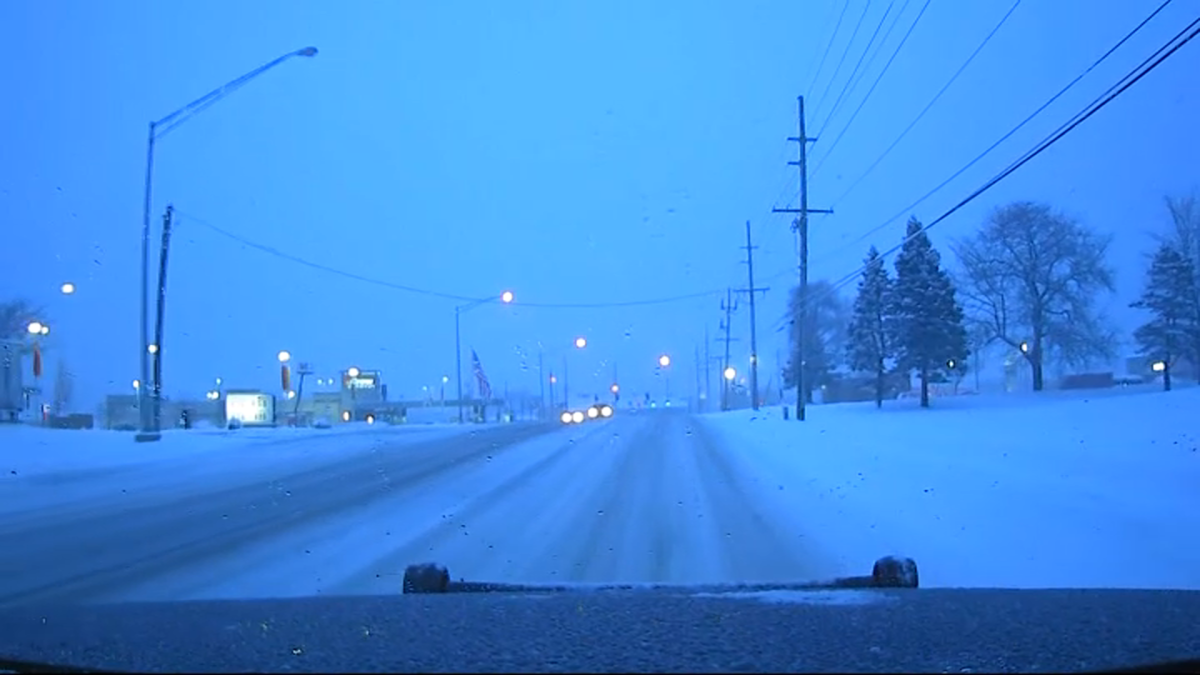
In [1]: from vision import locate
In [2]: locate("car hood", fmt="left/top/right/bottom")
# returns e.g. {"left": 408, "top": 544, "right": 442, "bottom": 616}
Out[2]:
{"left": 0, "top": 559, "right": 1197, "bottom": 673}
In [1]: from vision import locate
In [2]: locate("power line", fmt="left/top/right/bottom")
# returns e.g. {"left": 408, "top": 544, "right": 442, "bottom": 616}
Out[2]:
{"left": 177, "top": 209, "right": 726, "bottom": 309}
{"left": 809, "top": 0, "right": 932, "bottom": 179}
{"left": 169, "top": 4, "right": 1191, "bottom": 316}
{"left": 815, "top": 0, "right": 1176, "bottom": 266}
{"left": 822, "top": 0, "right": 1022, "bottom": 202}
{"left": 812, "top": 1, "right": 875, "bottom": 126}
{"left": 818, "top": 12, "right": 1200, "bottom": 302}
{"left": 807, "top": 1, "right": 853, "bottom": 98}
{"left": 813, "top": 0, "right": 898, "bottom": 142}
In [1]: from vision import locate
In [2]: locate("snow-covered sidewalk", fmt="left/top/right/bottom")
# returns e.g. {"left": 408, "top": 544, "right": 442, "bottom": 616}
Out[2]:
{"left": 699, "top": 387, "right": 1200, "bottom": 590}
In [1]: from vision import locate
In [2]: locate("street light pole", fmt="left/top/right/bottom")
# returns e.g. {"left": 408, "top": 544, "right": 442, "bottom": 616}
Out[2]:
{"left": 135, "top": 46, "right": 318, "bottom": 442}
{"left": 455, "top": 306, "right": 464, "bottom": 423}
{"left": 137, "top": 123, "right": 156, "bottom": 440}
{"left": 454, "top": 291, "right": 513, "bottom": 424}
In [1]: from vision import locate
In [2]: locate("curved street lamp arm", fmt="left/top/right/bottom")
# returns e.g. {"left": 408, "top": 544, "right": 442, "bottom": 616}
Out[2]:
{"left": 153, "top": 46, "right": 318, "bottom": 139}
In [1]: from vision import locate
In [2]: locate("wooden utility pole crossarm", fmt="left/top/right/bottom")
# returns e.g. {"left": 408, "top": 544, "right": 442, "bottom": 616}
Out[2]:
{"left": 772, "top": 95, "right": 832, "bottom": 422}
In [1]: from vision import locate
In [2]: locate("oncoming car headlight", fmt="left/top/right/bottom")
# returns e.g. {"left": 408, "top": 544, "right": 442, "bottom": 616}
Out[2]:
{"left": 599, "top": 404, "right": 613, "bottom": 418}
{"left": 587, "top": 406, "right": 599, "bottom": 419}
{"left": 560, "top": 411, "right": 573, "bottom": 424}
{"left": 571, "top": 410, "right": 585, "bottom": 424}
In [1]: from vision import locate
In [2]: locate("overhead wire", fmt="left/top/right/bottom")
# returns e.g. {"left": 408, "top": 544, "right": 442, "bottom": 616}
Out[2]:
{"left": 812, "top": 0, "right": 898, "bottom": 144}
{"left": 824, "top": 0, "right": 1022, "bottom": 207}
{"left": 812, "top": 10, "right": 1200, "bottom": 307}
{"left": 811, "top": 1, "right": 875, "bottom": 126}
{"left": 812, "top": 0, "right": 1176, "bottom": 270}
{"left": 176, "top": 209, "right": 730, "bottom": 310}
{"left": 169, "top": 4, "right": 1190, "bottom": 316}
{"left": 809, "top": 0, "right": 932, "bottom": 180}
{"left": 806, "top": 1, "right": 853, "bottom": 98}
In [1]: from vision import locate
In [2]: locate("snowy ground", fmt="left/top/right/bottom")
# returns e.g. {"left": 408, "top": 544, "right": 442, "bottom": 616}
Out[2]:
{"left": 0, "top": 386, "right": 1196, "bottom": 606}
{"left": 702, "top": 385, "right": 1200, "bottom": 590}
{"left": 0, "top": 422, "right": 472, "bottom": 516}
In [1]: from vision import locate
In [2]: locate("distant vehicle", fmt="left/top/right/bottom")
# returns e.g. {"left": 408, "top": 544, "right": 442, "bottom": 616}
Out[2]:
{"left": 560, "top": 410, "right": 585, "bottom": 425}
{"left": 312, "top": 417, "right": 332, "bottom": 429}
{"left": 587, "top": 403, "right": 614, "bottom": 420}
{"left": 560, "top": 404, "right": 614, "bottom": 424}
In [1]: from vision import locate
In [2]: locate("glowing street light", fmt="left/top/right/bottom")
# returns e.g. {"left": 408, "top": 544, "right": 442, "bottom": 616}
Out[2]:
{"left": 724, "top": 366, "right": 737, "bottom": 381}
{"left": 132, "top": 379, "right": 141, "bottom": 390}
{"left": 455, "top": 291, "right": 516, "bottom": 423}
{"left": 277, "top": 350, "right": 291, "bottom": 363}
{"left": 442, "top": 375, "right": 450, "bottom": 384}
{"left": 575, "top": 337, "right": 587, "bottom": 349}
{"left": 39, "top": 325, "right": 49, "bottom": 336}
{"left": 610, "top": 383, "right": 620, "bottom": 393}
{"left": 60, "top": 282, "right": 75, "bottom": 295}
{"left": 26, "top": 321, "right": 43, "bottom": 335}
{"left": 347, "top": 366, "right": 361, "bottom": 378}
{"left": 658, "top": 354, "right": 671, "bottom": 368}
{"left": 147, "top": 343, "right": 158, "bottom": 354}
{"left": 135, "top": 46, "right": 320, "bottom": 439}
{"left": 1019, "top": 341, "right": 1029, "bottom": 353}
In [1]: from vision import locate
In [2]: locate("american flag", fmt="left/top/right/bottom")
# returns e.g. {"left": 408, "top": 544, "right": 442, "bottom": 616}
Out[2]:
{"left": 471, "top": 348, "right": 492, "bottom": 400}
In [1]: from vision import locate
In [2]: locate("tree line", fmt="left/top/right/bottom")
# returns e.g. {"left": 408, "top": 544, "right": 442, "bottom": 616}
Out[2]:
{"left": 784, "top": 192, "right": 1200, "bottom": 408}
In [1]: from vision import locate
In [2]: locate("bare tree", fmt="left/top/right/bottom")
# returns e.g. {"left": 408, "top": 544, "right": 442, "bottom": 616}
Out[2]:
{"left": 1162, "top": 192, "right": 1200, "bottom": 286}
{"left": 953, "top": 201, "right": 1116, "bottom": 391}
{"left": 1, "top": 299, "right": 46, "bottom": 341}
{"left": 783, "top": 279, "right": 852, "bottom": 403}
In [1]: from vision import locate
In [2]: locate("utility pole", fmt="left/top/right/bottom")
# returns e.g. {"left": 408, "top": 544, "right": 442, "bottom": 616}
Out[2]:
{"left": 773, "top": 95, "right": 832, "bottom": 422}
{"left": 537, "top": 349, "right": 545, "bottom": 419}
{"left": 703, "top": 326, "right": 712, "bottom": 412}
{"left": 720, "top": 289, "right": 738, "bottom": 411}
{"left": 150, "top": 204, "right": 174, "bottom": 433}
{"left": 736, "top": 221, "right": 769, "bottom": 410}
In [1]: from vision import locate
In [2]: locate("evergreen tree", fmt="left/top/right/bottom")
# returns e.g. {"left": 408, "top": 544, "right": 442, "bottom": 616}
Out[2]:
{"left": 846, "top": 246, "right": 893, "bottom": 408}
{"left": 1130, "top": 243, "right": 1199, "bottom": 391}
{"left": 890, "top": 217, "right": 969, "bottom": 408}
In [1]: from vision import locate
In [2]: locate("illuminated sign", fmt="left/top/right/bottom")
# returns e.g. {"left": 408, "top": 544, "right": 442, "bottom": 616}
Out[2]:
{"left": 225, "top": 392, "right": 276, "bottom": 426}
{"left": 345, "top": 370, "right": 381, "bottom": 390}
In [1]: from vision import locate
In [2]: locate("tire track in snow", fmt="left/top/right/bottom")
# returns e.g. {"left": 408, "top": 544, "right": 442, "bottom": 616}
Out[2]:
{"left": 0, "top": 424, "right": 552, "bottom": 606}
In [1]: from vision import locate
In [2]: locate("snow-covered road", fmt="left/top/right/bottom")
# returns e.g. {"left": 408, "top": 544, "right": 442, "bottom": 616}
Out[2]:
{"left": 1, "top": 386, "right": 1196, "bottom": 607}
{"left": 0, "top": 412, "right": 838, "bottom": 606}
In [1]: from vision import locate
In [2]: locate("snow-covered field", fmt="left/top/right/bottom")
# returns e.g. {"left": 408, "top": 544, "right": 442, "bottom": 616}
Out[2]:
{"left": 700, "top": 385, "right": 1200, "bottom": 590}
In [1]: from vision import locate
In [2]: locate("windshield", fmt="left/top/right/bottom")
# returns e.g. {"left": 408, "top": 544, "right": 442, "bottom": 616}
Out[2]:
{"left": 2, "top": 0, "right": 1198, "bottom": 623}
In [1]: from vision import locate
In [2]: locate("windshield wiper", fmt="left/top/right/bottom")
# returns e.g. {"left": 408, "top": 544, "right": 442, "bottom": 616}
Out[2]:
{"left": 401, "top": 555, "right": 920, "bottom": 594}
